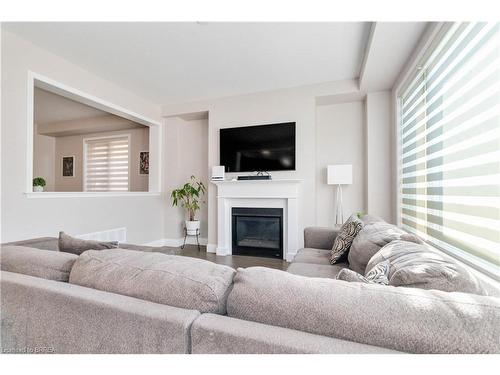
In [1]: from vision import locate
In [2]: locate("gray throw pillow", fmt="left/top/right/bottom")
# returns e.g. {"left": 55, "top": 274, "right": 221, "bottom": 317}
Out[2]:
{"left": 365, "top": 240, "right": 488, "bottom": 295}
{"left": 337, "top": 261, "right": 390, "bottom": 285}
{"left": 330, "top": 215, "right": 363, "bottom": 264}
{"left": 348, "top": 221, "right": 422, "bottom": 274}
{"left": 59, "top": 231, "right": 118, "bottom": 255}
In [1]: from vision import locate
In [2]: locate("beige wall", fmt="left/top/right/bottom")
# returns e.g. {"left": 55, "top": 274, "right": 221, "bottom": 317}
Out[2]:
{"left": 162, "top": 80, "right": 394, "bottom": 248}
{"left": 1, "top": 30, "right": 163, "bottom": 243}
{"left": 164, "top": 116, "right": 209, "bottom": 239}
{"left": 33, "top": 123, "right": 55, "bottom": 191}
{"left": 365, "top": 91, "right": 393, "bottom": 222}
{"left": 315, "top": 101, "right": 366, "bottom": 226}
{"left": 53, "top": 127, "right": 149, "bottom": 192}
{"left": 163, "top": 80, "right": 362, "bottom": 249}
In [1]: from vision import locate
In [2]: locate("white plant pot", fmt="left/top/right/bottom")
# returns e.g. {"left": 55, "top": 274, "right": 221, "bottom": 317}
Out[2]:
{"left": 33, "top": 186, "right": 44, "bottom": 192}
{"left": 185, "top": 220, "right": 200, "bottom": 235}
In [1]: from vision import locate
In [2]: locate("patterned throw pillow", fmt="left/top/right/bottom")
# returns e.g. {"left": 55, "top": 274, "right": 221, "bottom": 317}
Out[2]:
{"left": 330, "top": 215, "right": 364, "bottom": 264}
{"left": 364, "top": 260, "right": 390, "bottom": 285}
{"left": 337, "top": 261, "right": 390, "bottom": 285}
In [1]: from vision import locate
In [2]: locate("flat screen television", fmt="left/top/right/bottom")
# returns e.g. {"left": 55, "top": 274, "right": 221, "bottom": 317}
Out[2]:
{"left": 220, "top": 122, "right": 296, "bottom": 172}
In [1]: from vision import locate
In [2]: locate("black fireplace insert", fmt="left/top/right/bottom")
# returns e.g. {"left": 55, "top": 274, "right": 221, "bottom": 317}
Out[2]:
{"left": 231, "top": 207, "right": 283, "bottom": 259}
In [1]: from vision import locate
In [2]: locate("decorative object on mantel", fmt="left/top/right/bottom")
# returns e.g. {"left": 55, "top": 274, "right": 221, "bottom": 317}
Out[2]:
{"left": 327, "top": 164, "right": 353, "bottom": 225}
{"left": 171, "top": 175, "right": 207, "bottom": 237}
{"left": 33, "top": 177, "right": 46, "bottom": 192}
{"left": 211, "top": 166, "right": 225, "bottom": 181}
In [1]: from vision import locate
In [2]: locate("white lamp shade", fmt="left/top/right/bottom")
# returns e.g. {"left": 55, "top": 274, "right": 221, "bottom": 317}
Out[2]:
{"left": 327, "top": 164, "right": 352, "bottom": 185}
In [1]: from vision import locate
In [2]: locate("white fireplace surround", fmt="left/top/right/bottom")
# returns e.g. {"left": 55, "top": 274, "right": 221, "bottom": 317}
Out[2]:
{"left": 212, "top": 179, "right": 301, "bottom": 262}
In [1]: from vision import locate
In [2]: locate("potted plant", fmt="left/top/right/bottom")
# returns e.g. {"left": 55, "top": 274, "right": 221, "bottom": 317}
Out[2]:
{"left": 33, "top": 177, "right": 46, "bottom": 192}
{"left": 171, "top": 175, "right": 206, "bottom": 235}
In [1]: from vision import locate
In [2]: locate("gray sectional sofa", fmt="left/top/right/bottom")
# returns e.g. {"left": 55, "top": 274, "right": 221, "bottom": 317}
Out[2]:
{"left": 1, "top": 215, "right": 499, "bottom": 354}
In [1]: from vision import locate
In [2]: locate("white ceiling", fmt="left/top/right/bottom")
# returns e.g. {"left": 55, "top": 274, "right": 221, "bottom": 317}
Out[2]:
{"left": 5, "top": 22, "right": 371, "bottom": 105}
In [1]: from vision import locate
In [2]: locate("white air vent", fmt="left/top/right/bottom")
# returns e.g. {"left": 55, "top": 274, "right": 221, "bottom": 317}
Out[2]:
{"left": 76, "top": 227, "right": 126, "bottom": 243}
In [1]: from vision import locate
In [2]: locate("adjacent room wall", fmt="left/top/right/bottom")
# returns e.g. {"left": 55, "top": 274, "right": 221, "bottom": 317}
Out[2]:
{"left": 53, "top": 127, "right": 149, "bottom": 192}
{"left": 1, "top": 30, "right": 163, "bottom": 243}
{"left": 315, "top": 101, "right": 366, "bottom": 226}
{"left": 164, "top": 116, "right": 209, "bottom": 240}
{"left": 33, "top": 123, "right": 55, "bottom": 191}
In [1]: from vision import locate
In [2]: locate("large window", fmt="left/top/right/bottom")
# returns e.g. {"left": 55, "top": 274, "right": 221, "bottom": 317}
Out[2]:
{"left": 84, "top": 135, "right": 130, "bottom": 192}
{"left": 398, "top": 22, "right": 499, "bottom": 278}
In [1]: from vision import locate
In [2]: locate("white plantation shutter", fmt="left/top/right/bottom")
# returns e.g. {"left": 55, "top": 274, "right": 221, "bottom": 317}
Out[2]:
{"left": 84, "top": 136, "right": 130, "bottom": 192}
{"left": 398, "top": 22, "right": 500, "bottom": 278}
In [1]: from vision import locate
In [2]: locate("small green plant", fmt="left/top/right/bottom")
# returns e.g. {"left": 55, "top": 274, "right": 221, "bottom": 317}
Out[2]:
{"left": 33, "top": 177, "right": 46, "bottom": 187}
{"left": 171, "top": 176, "right": 206, "bottom": 221}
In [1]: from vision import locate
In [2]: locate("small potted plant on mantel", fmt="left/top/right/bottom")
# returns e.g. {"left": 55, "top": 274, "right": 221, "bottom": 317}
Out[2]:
{"left": 171, "top": 175, "right": 206, "bottom": 235}
{"left": 33, "top": 177, "right": 46, "bottom": 192}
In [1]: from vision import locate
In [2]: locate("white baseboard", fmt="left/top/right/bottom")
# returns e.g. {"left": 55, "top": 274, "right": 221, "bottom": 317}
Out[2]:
{"left": 144, "top": 237, "right": 208, "bottom": 248}
{"left": 206, "top": 243, "right": 217, "bottom": 253}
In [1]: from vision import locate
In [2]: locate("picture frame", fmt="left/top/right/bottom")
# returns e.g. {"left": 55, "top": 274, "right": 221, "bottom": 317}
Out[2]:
{"left": 139, "top": 151, "right": 149, "bottom": 175}
{"left": 62, "top": 156, "right": 75, "bottom": 177}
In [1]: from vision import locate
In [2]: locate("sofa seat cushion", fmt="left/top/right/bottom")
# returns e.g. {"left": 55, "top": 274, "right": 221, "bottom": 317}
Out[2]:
{"left": 366, "top": 240, "right": 488, "bottom": 295}
{"left": 227, "top": 266, "right": 500, "bottom": 353}
{"left": 292, "top": 248, "right": 331, "bottom": 265}
{"left": 348, "top": 222, "right": 421, "bottom": 274}
{"left": 69, "top": 249, "right": 236, "bottom": 314}
{"left": 0, "top": 245, "right": 78, "bottom": 281}
{"left": 287, "top": 262, "right": 348, "bottom": 279}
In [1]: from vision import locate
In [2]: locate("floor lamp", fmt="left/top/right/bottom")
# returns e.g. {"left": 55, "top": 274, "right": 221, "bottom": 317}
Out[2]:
{"left": 327, "top": 165, "right": 352, "bottom": 225}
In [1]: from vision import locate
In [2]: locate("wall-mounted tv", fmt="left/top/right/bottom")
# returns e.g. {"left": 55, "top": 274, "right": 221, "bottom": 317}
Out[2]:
{"left": 220, "top": 122, "right": 296, "bottom": 173}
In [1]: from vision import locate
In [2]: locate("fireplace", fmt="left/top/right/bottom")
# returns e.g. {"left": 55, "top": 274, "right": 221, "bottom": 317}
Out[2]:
{"left": 231, "top": 207, "right": 283, "bottom": 259}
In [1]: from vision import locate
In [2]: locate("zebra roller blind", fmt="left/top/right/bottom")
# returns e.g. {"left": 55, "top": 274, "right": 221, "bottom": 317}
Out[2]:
{"left": 398, "top": 22, "right": 500, "bottom": 277}
{"left": 84, "top": 135, "right": 130, "bottom": 192}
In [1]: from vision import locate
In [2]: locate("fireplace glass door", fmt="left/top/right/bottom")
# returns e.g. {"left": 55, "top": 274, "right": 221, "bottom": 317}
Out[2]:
{"left": 232, "top": 207, "right": 283, "bottom": 259}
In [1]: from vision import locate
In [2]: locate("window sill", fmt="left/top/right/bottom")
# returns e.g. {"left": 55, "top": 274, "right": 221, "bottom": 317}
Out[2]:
{"left": 24, "top": 191, "right": 161, "bottom": 199}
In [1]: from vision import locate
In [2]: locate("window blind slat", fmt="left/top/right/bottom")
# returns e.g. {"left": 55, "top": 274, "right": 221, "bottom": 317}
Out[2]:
{"left": 398, "top": 22, "right": 500, "bottom": 278}
{"left": 85, "top": 136, "right": 130, "bottom": 192}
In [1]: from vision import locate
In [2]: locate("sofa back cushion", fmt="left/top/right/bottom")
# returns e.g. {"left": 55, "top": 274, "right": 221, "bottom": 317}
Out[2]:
{"left": 227, "top": 266, "right": 500, "bottom": 353}
{"left": 0, "top": 245, "right": 78, "bottom": 281}
{"left": 69, "top": 249, "right": 236, "bottom": 314}
{"left": 348, "top": 222, "right": 421, "bottom": 274}
{"left": 365, "top": 240, "right": 488, "bottom": 295}
{"left": 360, "top": 214, "right": 385, "bottom": 225}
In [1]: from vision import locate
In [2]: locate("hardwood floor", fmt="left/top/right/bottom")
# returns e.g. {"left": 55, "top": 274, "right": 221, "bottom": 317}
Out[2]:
{"left": 154, "top": 244, "right": 289, "bottom": 270}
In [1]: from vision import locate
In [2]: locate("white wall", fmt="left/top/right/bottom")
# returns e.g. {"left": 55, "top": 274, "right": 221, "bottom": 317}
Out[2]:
{"left": 162, "top": 80, "right": 372, "bottom": 249}
{"left": 164, "top": 116, "right": 209, "bottom": 240}
{"left": 33, "top": 123, "right": 55, "bottom": 191}
{"left": 365, "top": 91, "right": 392, "bottom": 222}
{"left": 315, "top": 101, "right": 366, "bottom": 226}
{"left": 1, "top": 30, "right": 163, "bottom": 243}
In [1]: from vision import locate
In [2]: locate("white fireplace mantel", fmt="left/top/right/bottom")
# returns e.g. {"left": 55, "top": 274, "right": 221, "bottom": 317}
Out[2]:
{"left": 212, "top": 179, "right": 301, "bottom": 262}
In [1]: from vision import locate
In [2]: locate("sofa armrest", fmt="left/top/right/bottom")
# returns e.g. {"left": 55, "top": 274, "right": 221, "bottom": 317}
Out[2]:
{"left": 303, "top": 227, "right": 339, "bottom": 250}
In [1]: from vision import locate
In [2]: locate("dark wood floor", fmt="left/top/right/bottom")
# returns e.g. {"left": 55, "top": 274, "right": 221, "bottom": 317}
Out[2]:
{"left": 155, "top": 244, "right": 288, "bottom": 270}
